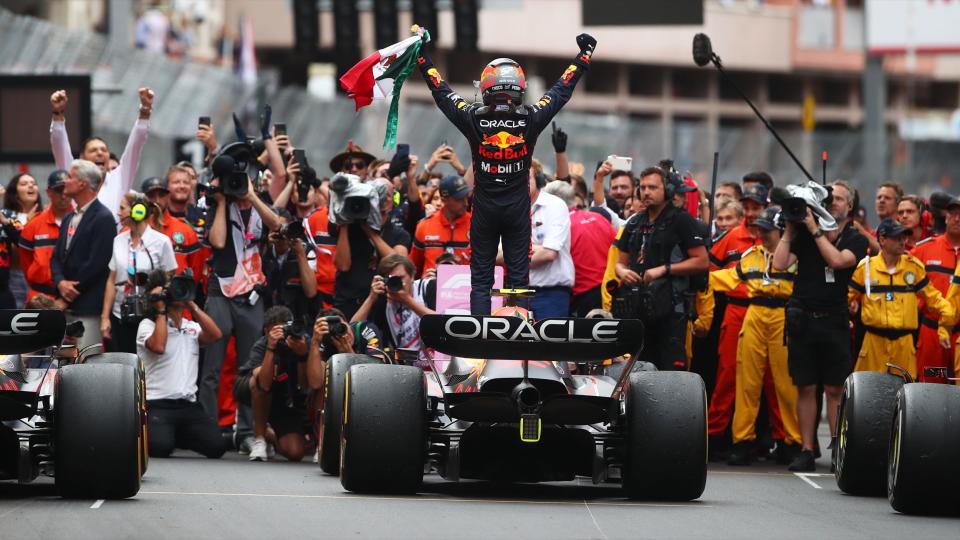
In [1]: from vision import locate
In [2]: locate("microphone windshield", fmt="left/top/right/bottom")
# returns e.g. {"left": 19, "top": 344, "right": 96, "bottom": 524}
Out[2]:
{"left": 211, "top": 154, "right": 236, "bottom": 179}
{"left": 693, "top": 33, "right": 713, "bottom": 67}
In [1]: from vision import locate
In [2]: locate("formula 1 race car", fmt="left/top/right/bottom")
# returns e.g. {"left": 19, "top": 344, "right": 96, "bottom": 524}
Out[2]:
{"left": 0, "top": 310, "right": 144, "bottom": 498}
{"left": 834, "top": 364, "right": 960, "bottom": 515}
{"left": 317, "top": 296, "right": 708, "bottom": 500}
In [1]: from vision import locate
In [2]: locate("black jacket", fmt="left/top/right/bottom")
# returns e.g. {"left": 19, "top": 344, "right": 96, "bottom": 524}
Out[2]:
{"left": 51, "top": 198, "right": 116, "bottom": 316}
{"left": 417, "top": 50, "right": 589, "bottom": 200}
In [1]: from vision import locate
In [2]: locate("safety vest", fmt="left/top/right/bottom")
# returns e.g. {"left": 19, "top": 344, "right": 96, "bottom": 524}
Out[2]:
{"left": 849, "top": 253, "right": 955, "bottom": 331}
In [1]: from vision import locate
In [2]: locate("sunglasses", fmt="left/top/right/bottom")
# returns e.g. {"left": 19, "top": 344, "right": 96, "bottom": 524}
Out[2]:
{"left": 346, "top": 160, "right": 367, "bottom": 171}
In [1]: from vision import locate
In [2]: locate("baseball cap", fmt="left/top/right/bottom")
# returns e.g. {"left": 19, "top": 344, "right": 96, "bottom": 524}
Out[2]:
{"left": 141, "top": 176, "right": 169, "bottom": 193}
{"left": 438, "top": 175, "right": 472, "bottom": 199}
{"left": 945, "top": 197, "right": 960, "bottom": 210}
{"left": 47, "top": 170, "right": 67, "bottom": 190}
{"left": 740, "top": 184, "right": 769, "bottom": 206}
{"left": 754, "top": 207, "right": 782, "bottom": 231}
{"left": 876, "top": 218, "right": 910, "bottom": 238}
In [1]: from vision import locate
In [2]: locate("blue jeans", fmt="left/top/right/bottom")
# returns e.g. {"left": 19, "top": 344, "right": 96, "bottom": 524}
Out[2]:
{"left": 531, "top": 287, "right": 572, "bottom": 319}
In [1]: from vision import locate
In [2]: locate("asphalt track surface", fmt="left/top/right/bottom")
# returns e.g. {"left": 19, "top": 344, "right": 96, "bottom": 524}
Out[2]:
{"left": 1, "top": 428, "right": 956, "bottom": 539}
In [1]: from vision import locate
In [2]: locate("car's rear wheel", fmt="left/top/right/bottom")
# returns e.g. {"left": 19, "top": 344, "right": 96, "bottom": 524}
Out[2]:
{"left": 833, "top": 371, "right": 903, "bottom": 496}
{"left": 55, "top": 363, "right": 141, "bottom": 499}
{"left": 622, "top": 371, "right": 707, "bottom": 501}
{"left": 887, "top": 383, "right": 960, "bottom": 515}
{"left": 340, "top": 364, "right": 425, "bottom": 493}
{"left": 318, "top": 353, "right": 378, "bottom": 475}
{"left": 85, "top": 352, "right": 148, "bottom": 476}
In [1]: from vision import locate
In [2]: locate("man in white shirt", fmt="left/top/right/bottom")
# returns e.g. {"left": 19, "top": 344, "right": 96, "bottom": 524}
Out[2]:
{"left": 49, "top": 87, "right": 154, "bottom": 220}
{"left": 528, "top": 171, "right": 574, "bottom": 318}
{"left": 137, "top": 271, "right": 227, "bottom": 458}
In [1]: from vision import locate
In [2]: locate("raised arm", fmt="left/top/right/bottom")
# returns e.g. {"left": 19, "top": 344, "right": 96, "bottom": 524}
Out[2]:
{"left": 49, "top": 90, "right": 73, "bottom": 169}
{"left": 527, "top": 34, "right": 596, "bottom": 127}
{"left": 416, "top": 49, "right": 474, "bottom": 135}
{"left": 116, "top": 88, "right": 154, "bottom": 193}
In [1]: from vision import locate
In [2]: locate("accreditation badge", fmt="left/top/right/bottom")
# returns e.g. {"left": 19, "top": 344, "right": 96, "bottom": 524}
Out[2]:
{"left": 904, "top": 272, "right": 916, "bottom": 286}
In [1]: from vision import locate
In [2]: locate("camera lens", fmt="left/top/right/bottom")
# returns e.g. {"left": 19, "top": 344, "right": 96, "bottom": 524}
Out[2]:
{"left": 387, "top": 275, "right": 403, "bottom": 292}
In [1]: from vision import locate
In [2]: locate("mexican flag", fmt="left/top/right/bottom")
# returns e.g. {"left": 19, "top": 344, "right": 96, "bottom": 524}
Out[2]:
{"left": 339, "top": 29, "right": 428, "bottom": 150}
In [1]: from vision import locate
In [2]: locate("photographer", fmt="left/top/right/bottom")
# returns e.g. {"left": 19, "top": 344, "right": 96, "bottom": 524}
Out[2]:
{"left": 137, "top": 270, "right": 227, "bottom": 458}
{"left": 262, "top": 209, "right": 318, "bottom": 323}
{"left": 613, "top": 166, "right": 708, "bottom": 371}
{"left": 201, "top": 142, "right": 281, "bottom": 428}
{"left": 332, "top": 179, "right": 410, "bottom": 320}
{"left": 772, "top": 181, "right": 868, "bottom": 472}
{"left": 101, "top": 192, "right": 178, "bottom": 354}
{"left": 234, "top": 306, "right": 311, "bottom": 462}
{"left": 307, "top": 308, "right": 384, "bottom": 392}
{"left": 352, "top": 254, "right": 435, "bottom": 365}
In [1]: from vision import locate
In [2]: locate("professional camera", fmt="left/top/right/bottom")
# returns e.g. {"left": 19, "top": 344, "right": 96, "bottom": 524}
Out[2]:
{"left": 146, "top": 269, "right": 196, "bottom": 305}
{"left": 328, "top": 173, "right": 382, "bottom": 230}
{"left": 386, "top": 275, "right": 404, "bottom": 293}
{"left": 780, "top": 197, "right": 808, "bottom": 222}
{"left": 211, "top": 142, "right": 256, "bottom": 198}
{"left": 167, "top": 270, "right": 196, "bottom": 303}
{"left": 120, "top": 271, "right": 151, "bottom": 324}
{"left": 278, "top": 220, "right": 308, "bottom": 242}
{"left": 282, "top": 321, "right": 307, "bottom": 339}
{"left": 324, "top": 315, "right": 347, "bottom": 337}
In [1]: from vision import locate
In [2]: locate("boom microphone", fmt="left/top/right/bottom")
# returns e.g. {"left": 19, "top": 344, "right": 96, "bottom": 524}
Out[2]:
{"left": 692, "top": 33, "right": 713, "bottom": 67}
{"left": 692, "top": 33, "right": 815, "bottom": 183}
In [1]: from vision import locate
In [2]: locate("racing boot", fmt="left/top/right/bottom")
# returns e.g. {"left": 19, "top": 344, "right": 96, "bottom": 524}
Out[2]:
{"left": 727, "top": 442, "right": 752, "bottom": 466}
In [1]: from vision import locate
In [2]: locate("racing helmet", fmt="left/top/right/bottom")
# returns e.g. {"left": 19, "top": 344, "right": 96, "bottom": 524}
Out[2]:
{"left": 480, "top": 58, "right": 526, "bottom": 106}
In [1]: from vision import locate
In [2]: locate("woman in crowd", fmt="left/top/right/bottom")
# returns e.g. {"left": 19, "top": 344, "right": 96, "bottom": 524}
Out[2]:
{"left": 101, "top": 191, "right": 178, "bottom": 354}
{"left": 1, "top": 173, "right": 42, "bottom": 307}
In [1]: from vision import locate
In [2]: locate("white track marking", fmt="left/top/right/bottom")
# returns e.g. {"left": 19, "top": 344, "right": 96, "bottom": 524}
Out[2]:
{"left": 90, "top": 499, "right": 105, "bottom": 509}
{"left": 793, "top": 473, "right": 822, "bottom": 489}
{"left": 139, "top": 490, "right": 709, "bottom": 508}
{"left": 578, "top": 478, "right": 610, "bottom": 540}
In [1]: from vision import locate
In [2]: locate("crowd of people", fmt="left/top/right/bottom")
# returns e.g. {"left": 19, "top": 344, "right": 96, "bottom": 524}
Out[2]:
{"left": 6, "top": 53, "right": 959, "bottom": 471}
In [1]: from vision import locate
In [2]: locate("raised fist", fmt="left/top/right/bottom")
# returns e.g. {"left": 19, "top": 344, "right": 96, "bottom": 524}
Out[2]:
{"left": 138, "top": 87, "right": 155, "bottom": 109}
{"left": 51, "top": 90, "right": 68, "bottom": 114}
{"left": 576, "top": 33, "right": 597, "bottom": 56}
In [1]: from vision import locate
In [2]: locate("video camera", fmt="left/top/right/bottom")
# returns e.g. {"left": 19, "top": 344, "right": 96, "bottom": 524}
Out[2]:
{"left": 328, "top": 173, "right": 382, "bottom": 230}
{"left": 779, "top": 197, "right": 808, "bottom": 223}
{"left": 146, "top": 269, "right": 196, "bottom": 306}
{"left": 211, "top": 142, "right": 256, "bottom": 198}
{"left": 120, "top": 271, "right": 152, "bottom": 325}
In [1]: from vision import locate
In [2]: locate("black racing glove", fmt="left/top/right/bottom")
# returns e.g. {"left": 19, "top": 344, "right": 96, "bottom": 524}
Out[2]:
{"left": 576, "top": 33, "right": 597, "bottom": 59}
{"left": 259, "top": 104, "right": 272, "bottom": 140}
{"left": 551, "top": 122, "right": 568, "bottom": 153}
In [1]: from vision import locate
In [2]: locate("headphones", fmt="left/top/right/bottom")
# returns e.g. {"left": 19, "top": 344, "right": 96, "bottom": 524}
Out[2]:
{"left": 130, "top": 194, "right": 149, "bottom": 223}
{"left": 535, "top": 172, "right": 547, "bottom": 190}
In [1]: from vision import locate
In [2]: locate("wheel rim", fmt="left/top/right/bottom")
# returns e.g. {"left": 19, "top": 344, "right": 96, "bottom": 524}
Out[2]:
{"left": 888, "top": 402, "right": 903, "bottom": 495}
{"left": 836, "top": 408, "right": 848, "bottom": 477}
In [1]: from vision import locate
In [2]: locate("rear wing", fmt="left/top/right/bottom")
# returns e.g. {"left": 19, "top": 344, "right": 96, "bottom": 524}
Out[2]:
{"left": 0, "top": 310, "right": 66, "bottom": 355}
{"left": 419, "top": 315, "right": 643, "bottom": 362}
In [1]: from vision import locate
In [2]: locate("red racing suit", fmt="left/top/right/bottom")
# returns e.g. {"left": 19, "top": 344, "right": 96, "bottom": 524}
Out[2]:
{"left": 416, "top": 50, "right": 590, "bottom": 314}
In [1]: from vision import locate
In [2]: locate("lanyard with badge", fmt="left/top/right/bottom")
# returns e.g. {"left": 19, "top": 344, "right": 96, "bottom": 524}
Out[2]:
{"left": 125, "top": 237, "right": 154, "bottom": 294}
{"left": 823, "top": 227, "right": 844, "bottom": 284}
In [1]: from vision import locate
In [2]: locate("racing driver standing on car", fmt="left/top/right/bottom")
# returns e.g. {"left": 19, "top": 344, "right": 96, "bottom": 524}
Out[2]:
{"left": 415, "top": 29, "right": 596, "bottom": 314}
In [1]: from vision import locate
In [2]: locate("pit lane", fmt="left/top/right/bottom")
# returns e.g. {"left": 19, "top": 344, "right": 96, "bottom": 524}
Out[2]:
{"left": 0, "top": 432, "right": 956, "bottom": 540}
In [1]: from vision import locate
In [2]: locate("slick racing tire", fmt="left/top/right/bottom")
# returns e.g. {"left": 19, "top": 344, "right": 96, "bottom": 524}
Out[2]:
{"left": 55, "top": 363, "right": 141, "bottom": 499}
{"left": 833, "top": 371, "right": 903, "bottom": 496}
{"left": 85, "top": 352, "right": 149, "bottom": 476}
{"left": 318, "top": 354, "right": 378, "bottom": 475}
{"left": 340, "top": 364, "right": 425, "bottom": 494}
{"left": 623, "top": 371, "right": 707, "bottom": 501}
{"left": 887, "top": 383, "right": 960, "bottom": 516}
